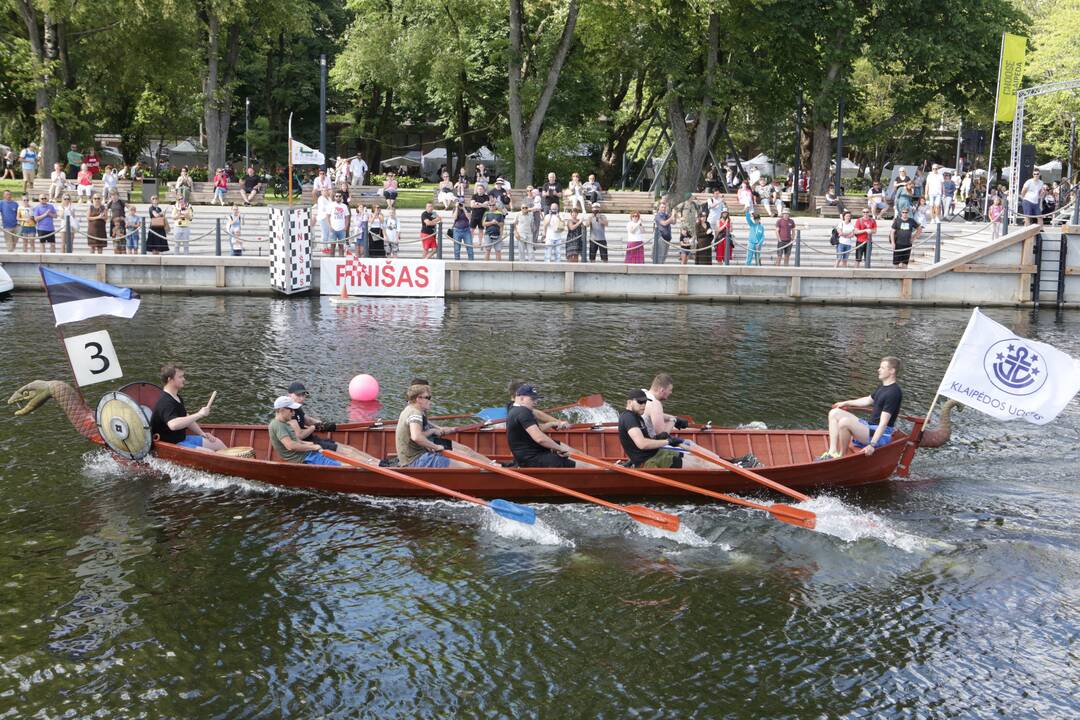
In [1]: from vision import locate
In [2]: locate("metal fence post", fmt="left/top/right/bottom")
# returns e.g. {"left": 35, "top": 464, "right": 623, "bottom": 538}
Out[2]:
{"left": 652, "top": 226, "right": 660, "bottom": 264}
{"left": 581, "top": 223, "right": 589, "bottom": 264}
{"left": 934, "top": 222, "right": 941, "bottom": 264}
{"left": 436, "top": 220, "right": 443, "bottom": 259}
{"left": 1002, "top": 202, "right": 1010, "bottom": 235}
{"left": 140, "top": 219, "right": 147, "bottom": 254}
{"left": 866, "top": 238, "right": 873, "bottom": 268}
{"left": 508, "top": 217, "right": 515, "bottom": 262}
{"left": 215, "top": 218, "right": 222, "bottom": 256}
{"left": 64, "top": 216, "right": 73, "bottom": 253}
{"left": 794, "top": 229, "right": 801, "bottom": 267}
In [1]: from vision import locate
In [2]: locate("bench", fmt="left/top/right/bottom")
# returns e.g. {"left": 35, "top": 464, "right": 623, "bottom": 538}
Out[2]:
{"left": 169, "top": 180, "right": 266, "bottom": 206}
{"left": 30, "top": 178, "right": 132, "bottom": 202}
{"left": 814, "top": 195, "right": 893, "bottom": 219}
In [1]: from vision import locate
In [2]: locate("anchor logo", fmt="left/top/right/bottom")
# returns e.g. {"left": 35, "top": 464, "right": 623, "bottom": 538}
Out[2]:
{"left": 983, "top": 339, "right": 1048, "bottom": 396}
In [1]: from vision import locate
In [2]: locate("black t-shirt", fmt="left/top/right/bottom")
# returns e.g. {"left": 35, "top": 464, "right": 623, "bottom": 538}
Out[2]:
{"left": 869, "top": 383, "right": 902, "bottom": 427}
{"left": 471, "top": 192, "right": 489, "bottom": 219}
{"left": 420, "top": 210, "right": 439, "bottom": 236}
{"left": 151, "top": 392, "right": 188, "bottom": 444}
{"left": 506, "top": 405, "right": 545, "bottom": 463}
{"left": 891, "top": 217, "right": 919, "bottom": 247}
{"left": 618, "top": 410, "right": 657, "bottom": 466}
{"left": 243, "top": 175, "right": 260, "bottom": 192}
{"left": 543, "top": 182, "right": 562, "bottom": 204}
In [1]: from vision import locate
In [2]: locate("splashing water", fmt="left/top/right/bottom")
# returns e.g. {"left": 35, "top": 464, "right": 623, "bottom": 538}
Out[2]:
{"left": 631, "top": 518, "right": 720, "bottom": 548}
{"left": 800, "top": 495, "right": 952, "bottom": 552}
{"left": 483, "top": 513, "right": 574, "bottom": 547}
{"left": 565, "top": 403, "right": 619, "bottom": 424}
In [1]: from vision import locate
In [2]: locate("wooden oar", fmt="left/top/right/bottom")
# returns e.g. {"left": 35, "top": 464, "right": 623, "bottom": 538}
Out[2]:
{"left": 441, "top": 448, "right": 679, "bottom": 532}
{"left": 322, "top": 450, "right": 536, "bottom": 525}
{"left": 564, "top": 449, "right": 816, "bottom": 530}
{"left": 680, "top": 444, "right": 811, "bottom": 503}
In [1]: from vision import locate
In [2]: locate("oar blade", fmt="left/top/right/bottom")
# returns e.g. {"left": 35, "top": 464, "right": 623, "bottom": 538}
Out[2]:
{"left": 769, "top": 504, "right": 817, "bottom": 529}
{"left": 476, "top": 407, "right": 509, "bottom": 422}
{"left": 624, "top": 504, "right": 680, "bottom": 533}
{"left": 577, "top": 393, "right": 604, "bottom": 408}
{"left": 489, "top": 498, "right": 536, "bottom": 525}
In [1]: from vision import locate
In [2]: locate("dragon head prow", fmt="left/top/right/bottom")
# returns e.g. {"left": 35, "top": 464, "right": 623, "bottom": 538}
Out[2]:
{"left": 8, "top": 380, "right": 57, "bottom": 416}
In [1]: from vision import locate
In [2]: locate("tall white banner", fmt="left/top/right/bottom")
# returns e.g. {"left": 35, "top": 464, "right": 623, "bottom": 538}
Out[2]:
{"left": 936, "top": 309, "right": 1080, "bottom": 425}
{"left": 321, "top": 257, "right": 445, "bottom": 298}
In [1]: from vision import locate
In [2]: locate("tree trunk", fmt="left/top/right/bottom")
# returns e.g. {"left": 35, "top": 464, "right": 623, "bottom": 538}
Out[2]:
{"left": 17, "top": 1, "right": 59, "bottom": 168}
{"left": 809, "top": 61, "right": 842, "bottom": 199}
{"left": 508, "top": 0, "right": 580, "bottom": 186}
{"left": 456, "top": 81, "right": 468, "bottom": 175}
{"left": 203, "top": 14, "right": 241, "bottom": 170}
{"left": 666, "top": 12, "right": 720, "bottom": 199}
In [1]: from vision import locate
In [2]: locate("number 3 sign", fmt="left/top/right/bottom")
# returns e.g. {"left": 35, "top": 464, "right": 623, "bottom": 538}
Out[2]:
{"left": 64, "top": 330, "right": 124, "bottom": 387}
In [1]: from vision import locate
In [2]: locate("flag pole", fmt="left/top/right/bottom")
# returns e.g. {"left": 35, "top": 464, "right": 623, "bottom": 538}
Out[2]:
{"left": 287, "top": 111, "right": 295, "bottom": 208}
{"left": 984, "top": 32, "right": 1005, "bottom": 217}
{"left": 38, "top": 266, "right": 90, "bottom": 410}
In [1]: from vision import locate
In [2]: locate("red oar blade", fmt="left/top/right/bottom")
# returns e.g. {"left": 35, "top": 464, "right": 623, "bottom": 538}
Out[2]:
{"left": 769, "top": 504, "right": 817, "bottom": 529}
{"left": 624, "top": 504, "right": 680, "bottom": 532}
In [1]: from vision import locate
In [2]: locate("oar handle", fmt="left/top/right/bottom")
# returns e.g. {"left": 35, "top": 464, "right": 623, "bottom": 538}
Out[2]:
{"left": 684, "top": 445, "right": 810, "bottom": 503}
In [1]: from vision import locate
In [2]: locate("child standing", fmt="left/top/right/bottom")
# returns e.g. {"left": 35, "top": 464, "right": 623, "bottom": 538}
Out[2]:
{"left": 384, "top": 209, "right": 399, "bottom": 257}
{"left": 227, "top": 204, "right": 243, "bottom": 255}
{"left": 125, "top": 204, "right": 141, "bottom": 253}
{"left": 989, "top": 196, "right": 1004, "bottom": 240}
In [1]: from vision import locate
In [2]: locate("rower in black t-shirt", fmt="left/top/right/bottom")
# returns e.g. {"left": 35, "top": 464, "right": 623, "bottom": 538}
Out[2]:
{"left": 819, "top": 356, "right": 904, "bottom": 461}
{"left": 149, "top": 363, "right": 227, "bottom": 452}
{"left": 618, "top": 389, "right": 685, "bottom": 468}
{"left": 505, "top": 384, "right": 588, "bottom": 469}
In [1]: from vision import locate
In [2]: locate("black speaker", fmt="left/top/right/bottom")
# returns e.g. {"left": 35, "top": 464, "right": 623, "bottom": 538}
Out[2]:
{"left": 1018, "top": 144, "right": 1036, "bottom": 187}
{"left": 962, "top": 129, "right": 986, "bottom": 155}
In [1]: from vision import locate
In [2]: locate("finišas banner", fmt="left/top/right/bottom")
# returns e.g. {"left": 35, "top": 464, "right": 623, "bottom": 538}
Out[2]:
{"left": 320, "top": 257, "right": 445, "bottom": 298}
{"left": 936, "top": 308, "right": 1080, "bottom": 425}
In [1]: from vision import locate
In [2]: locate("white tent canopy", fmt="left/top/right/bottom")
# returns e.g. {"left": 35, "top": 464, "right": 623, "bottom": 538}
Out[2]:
{"left": 741, "top": 153, "right": 789, "bottom": 179}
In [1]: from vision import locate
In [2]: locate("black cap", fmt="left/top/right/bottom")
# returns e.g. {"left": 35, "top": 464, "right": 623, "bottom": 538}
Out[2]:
{"left": 627, "top": 389, "right": 650, "bottom": 403}
{"left": 516, "top": 383, "right": 542, "bottom": 398}
{"left": 287, "top": 381, "right": 309, "bottom": 395}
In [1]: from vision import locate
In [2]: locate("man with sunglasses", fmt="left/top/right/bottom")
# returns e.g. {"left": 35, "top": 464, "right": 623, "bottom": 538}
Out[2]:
{"left": 286, "top": 381, "right": 378, "bottom": 464}
{"left": 396, "top": 383, "right": 496, "bottom": 469}
{"left": 618, "top": 390, "right": 716, "bottom": 469}
{"left": 1019, "top": 169, "right": 1045, "bottom": 226}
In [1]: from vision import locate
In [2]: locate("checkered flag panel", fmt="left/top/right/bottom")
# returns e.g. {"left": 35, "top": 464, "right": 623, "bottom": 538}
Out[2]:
{"left": 269, "top": 207, "right": 312, "bottom": 294}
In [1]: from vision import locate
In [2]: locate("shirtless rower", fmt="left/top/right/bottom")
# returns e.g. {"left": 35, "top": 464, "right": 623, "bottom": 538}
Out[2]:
{"left": 286, "top": 380, "right": 379, "bottom": 465}
{"left": 641, "top": 373, "right": 690, "bottom": 437}
{"left": 819, "top": 356, "right": 903, "bottom": 460}
{"left": 505, "top": 384, "right": 595, "bottom": 468}
{"left": 396, "top": 383, "right": 497, "bottom": 469}
{"left": 506, "top": 378, "right": 570, "bottom": 430}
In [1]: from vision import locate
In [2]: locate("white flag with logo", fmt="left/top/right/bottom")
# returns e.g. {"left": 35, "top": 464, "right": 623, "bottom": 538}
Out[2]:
{"left": 936, "top": 308, "right": 1080, "bottom": 425}
{"left": 290, "top": 140, "right": 324, "bottom": 166}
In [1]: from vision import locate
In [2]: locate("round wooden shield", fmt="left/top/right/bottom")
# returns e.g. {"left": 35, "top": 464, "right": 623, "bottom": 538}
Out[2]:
{"left": 96, "top": 391, "right": 153, "bottom": 460}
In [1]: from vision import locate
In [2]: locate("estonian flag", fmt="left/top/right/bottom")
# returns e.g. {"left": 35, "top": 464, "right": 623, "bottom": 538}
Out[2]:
{"left": 40, "top": 266, "right": 141, "bottom": 326}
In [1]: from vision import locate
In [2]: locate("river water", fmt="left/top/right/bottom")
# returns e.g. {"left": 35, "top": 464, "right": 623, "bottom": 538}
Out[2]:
{"left": 1, "top": 295, "right": 1077, "bottom": 719}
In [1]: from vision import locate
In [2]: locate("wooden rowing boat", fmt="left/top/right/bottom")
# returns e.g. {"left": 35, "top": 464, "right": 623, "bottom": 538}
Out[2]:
{"left": 9, "top": 379, "right": 933, "bottom": 501}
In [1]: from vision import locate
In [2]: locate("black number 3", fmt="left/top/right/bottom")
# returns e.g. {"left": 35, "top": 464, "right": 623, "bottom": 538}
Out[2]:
{"left": 85, "top": 342, "right": 110, "bottom": 374}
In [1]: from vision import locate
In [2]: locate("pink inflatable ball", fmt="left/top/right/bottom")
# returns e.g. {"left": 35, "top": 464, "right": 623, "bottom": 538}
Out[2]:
{"left": 348, "top": 374, "right": 380, "bottom": 402}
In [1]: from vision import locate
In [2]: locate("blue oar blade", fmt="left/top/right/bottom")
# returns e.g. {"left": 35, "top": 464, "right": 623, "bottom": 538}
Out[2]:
{"left": 489, "top": 498, "right": 536, "bottom": 525}
{"left": 476, "top": 407, "right": 508, "bottom": 422}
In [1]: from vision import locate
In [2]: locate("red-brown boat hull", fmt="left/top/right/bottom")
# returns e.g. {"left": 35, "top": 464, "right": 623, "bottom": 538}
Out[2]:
{"left": 148, "top": 424, "right": 915, "bottom": 500}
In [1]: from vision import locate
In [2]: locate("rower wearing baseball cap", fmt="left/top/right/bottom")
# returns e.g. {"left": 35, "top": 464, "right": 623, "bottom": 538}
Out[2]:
{"left": 618, "top": 389, "right": 715, "bottom": 469}
{"left": 269, "top": 395, "right": 343, "bottom": 466}
{"left": 505, "top": 384, "right": 594, "bottom": 468}
{"left": 284, "top": 381, "right": 379, "bottom": 465}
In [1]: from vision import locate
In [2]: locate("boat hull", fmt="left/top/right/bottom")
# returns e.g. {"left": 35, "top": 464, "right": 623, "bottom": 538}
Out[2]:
{"left": 149, "top": 423, "right": 913, "bottom": 500}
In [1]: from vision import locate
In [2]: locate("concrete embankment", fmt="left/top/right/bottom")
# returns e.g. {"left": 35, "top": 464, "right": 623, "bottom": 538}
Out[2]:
{"left": 3, "top": 223, "right": 1076, "bottom": 307}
